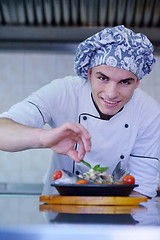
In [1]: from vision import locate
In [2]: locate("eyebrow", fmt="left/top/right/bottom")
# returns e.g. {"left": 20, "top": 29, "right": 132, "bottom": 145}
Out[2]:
{"left": 96, "top": 71, "right": 109, "bottom": 78}
{"left": 120, "top": 77, "right": 135, "bottom": 81}
{"left": 96, "top": 71, "right": 135, "bottom": 81}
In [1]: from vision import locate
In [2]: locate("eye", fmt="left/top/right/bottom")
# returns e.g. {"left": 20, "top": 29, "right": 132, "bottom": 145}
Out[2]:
{"left": 98, "top": 76, "right": 108, "bottom": 81}
{"left": 120, "top": 80, "right": 131, "bottom": 85}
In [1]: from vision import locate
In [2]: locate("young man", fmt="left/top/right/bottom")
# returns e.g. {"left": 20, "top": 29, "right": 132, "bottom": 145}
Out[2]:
{"left": 0, "top": 25, "right": 159, "bottom": 197}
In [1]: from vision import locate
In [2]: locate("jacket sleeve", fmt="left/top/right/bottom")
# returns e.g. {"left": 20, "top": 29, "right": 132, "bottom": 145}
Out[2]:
{"left": 129, "top": 111, "right": 160, "bottom": 197}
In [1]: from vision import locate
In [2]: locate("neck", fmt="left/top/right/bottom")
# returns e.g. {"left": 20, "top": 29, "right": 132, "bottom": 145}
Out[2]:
{"left": 91, "top": 94, "right": 113, "bottom": 120}
{"left": 99, "top": 111, "right": 113, "bottom": 120}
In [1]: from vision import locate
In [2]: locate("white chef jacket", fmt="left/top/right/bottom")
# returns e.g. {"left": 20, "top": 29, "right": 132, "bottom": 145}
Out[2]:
{"left": 1, "top": 76, "right": 160, "bottom": 197}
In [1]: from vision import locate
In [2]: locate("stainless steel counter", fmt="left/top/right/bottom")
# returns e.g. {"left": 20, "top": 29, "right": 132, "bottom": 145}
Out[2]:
{"left": 0, "top": 193, "right": 160, "bottom": 239}
{"left": 0, "top": 183, "right": 43, "bottom": 195}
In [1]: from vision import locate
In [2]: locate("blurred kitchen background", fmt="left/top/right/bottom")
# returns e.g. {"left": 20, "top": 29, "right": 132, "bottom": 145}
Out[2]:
{"left": 0, "top": 0, "right": 160, "bottom": 189}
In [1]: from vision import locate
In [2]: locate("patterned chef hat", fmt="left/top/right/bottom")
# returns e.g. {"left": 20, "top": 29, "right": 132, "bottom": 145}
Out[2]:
{"left": 74, "top": 25, "right": 156, "bottom": 80}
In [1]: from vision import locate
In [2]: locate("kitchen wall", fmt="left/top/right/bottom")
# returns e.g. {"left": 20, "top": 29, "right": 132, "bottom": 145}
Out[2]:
{"left": 0, "top": 50, "right": 160, "bottom": 184}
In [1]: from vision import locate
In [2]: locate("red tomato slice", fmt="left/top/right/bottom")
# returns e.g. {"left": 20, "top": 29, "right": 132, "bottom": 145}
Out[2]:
{"left": 76, "top": 179, "right": 88, "bottom": 184}
{"left": 52, "top": 170, "right": 62, "bottom": 180}
{"left": 122, "top": 175, "right": 135, "bottom": 184}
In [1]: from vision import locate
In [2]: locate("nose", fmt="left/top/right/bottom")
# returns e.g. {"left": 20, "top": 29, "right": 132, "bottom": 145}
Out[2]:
{"left": 104, "top": 82, "right": 118, "bottom": 99}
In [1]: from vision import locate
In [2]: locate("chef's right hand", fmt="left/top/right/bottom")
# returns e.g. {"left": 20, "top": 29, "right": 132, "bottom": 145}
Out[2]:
{"left": 40, "top": 122, "right": 91, "bottom": 162}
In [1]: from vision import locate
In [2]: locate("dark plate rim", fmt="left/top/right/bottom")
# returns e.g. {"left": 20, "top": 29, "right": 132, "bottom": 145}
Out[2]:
{"left": 51, "top": 183, "right": 138, "bottom": 188}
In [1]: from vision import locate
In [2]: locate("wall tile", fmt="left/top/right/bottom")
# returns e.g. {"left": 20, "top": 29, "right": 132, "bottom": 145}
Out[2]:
{"left": 0, "top": 53, "right": 24, "bottom": 112}
{"left": 0, "top": 152, "right": 22, "bottom": 182}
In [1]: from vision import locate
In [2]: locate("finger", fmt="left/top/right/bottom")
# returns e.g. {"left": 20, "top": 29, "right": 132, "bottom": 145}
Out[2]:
{"left": 80, "top": 134, "right": 91, "bottom": 152}
{"left": 67, "top": 149, "right": 81, "bottom": 163}
{"left": 76, "top": 124, "right": 91, "bottom": 152}
{"left": 62, "top": 122, "right": 91, "bottom": 152}
{"left": 76, "top": 137, "right": 86, "bottom": 160}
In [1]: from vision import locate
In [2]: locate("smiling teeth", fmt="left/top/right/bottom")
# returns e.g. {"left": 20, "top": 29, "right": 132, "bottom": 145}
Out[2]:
{"left": 104, "top": 99, "right": 118, "bottom": 104}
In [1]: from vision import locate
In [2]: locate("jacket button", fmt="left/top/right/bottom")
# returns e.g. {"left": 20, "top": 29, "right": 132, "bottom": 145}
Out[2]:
{"left": 83, "top": 116, "right": 87, "bottom": 120}
{"left": 76, "top": 171, "right": 80, "bottom": 175}
{"left": 120, "top": 155, "right": 124, "bottom": 159}
{"left": 125, "top": 124, "right": 129, "bottom": 128}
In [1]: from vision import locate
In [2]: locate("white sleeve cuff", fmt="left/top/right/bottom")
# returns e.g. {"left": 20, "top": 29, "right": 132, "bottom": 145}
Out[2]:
{"left": 128, "top": 155, "right": 160, "bottom": 197}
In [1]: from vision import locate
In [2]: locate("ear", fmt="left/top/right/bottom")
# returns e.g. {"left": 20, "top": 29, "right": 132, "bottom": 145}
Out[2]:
{"left": 87, "top": 68, "right": 92, "bottom": 81}
{"left": 135, "top": 78, "right": 140, "bottom": 89}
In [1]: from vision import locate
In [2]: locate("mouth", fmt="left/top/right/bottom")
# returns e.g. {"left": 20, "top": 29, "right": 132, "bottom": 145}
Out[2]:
{"left": 104, "top": 99, "right": 119, "bottom": 104}
{"left": 102, "top": 98, "right": 121, "bottom": 105}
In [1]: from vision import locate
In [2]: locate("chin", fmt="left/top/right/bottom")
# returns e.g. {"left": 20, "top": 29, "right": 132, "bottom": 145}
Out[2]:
{"left": 101, "top": 109, "right": 118, "bottom": 116}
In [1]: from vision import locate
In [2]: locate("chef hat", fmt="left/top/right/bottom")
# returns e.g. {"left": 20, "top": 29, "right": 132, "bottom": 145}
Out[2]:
{"left": 74, "top": 25, "right": 156, "bottom": 80}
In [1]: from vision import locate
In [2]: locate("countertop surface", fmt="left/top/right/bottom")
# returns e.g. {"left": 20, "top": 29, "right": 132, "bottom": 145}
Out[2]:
{"left": 0, "top": 187, "right": 160, "bottom": 239}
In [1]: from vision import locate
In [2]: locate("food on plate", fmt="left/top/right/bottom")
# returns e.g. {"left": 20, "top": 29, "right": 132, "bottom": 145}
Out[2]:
{"left": 52, "top": 170, "right": 62, "bottom": 180}
{"left": 75, "top": 179, "right": 88, "bottom": 184}
{"left": 81, "top": 159, "right": 109, "bottom": 172}
{"left": 77, "top": 160, "right": 113, "bottom": 184}
{"left": 78, "top": 168, "right": 113, "bottom": 184}
{"left": 122, "top": 175, "right": 135, "bottom": 184}
{"left": 52, "top": 170, "right": 78, "bottom": 184}
{"left": 52, "top": 160, "right": 135, "bottom": 185}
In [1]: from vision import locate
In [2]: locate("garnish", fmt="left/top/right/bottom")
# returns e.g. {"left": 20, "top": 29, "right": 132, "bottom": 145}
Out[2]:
{"left": 81, "top": 160, "right": 92, "bottom": 169}
{"left": 81, "top": 160, "right": 109, "bottom": 172}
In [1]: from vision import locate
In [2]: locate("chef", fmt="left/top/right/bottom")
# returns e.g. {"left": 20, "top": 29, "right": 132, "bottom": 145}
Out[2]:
{"left": 0, "top": 25, "right": 159, "bottom": 197}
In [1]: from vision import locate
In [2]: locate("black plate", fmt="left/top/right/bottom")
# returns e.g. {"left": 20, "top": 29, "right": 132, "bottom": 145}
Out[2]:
{"left": 51, "top": 183, "right": 138, "bottom": 196}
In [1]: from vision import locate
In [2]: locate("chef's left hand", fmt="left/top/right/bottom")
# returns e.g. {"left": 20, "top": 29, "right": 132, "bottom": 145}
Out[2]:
{"left": 130, "top": 190, "right": 150, "bottom": 198}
